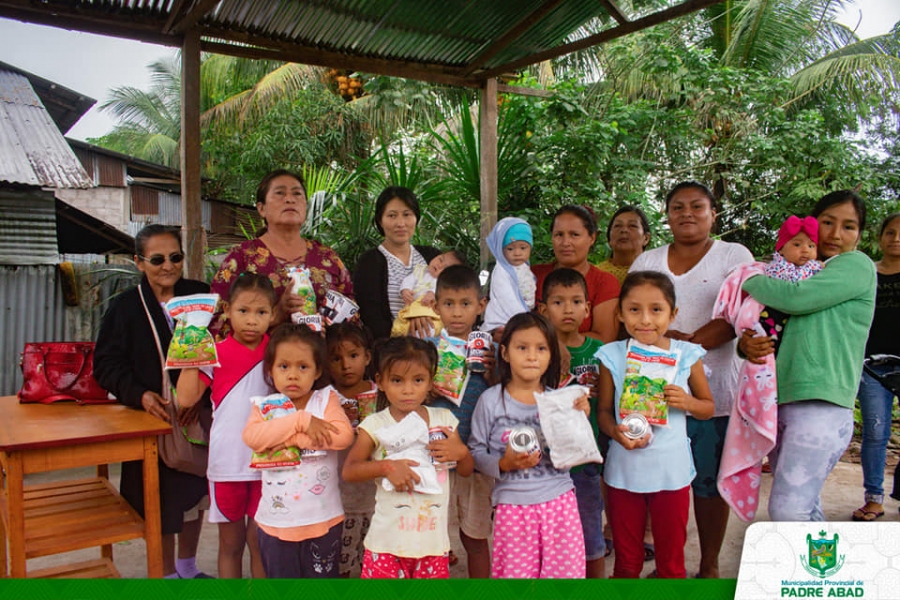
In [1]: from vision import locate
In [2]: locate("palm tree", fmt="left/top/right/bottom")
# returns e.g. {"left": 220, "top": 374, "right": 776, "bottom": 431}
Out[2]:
{"left": 94, "top": 54, "right": 182, "bottom": 167}
{"left": 548, "top": 0, "right": 900, "bottom": 117}
{"left": 708, "top": 0, "right": 900, "bottom": 115}
{"left": 199, "top": 55, "right": 323, "bottom": 128}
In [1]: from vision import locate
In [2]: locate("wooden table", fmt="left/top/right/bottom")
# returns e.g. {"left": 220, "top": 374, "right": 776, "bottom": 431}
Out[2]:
{"left": 0, "top": 396, "right": 171, "bottom": 578}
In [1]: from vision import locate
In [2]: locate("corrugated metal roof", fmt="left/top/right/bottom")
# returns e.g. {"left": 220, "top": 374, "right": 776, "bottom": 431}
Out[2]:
{"left": 205, "top": 0, "right": 596, "bottom": 70}
{"left": 0, "top": 190, "right": 59, "bottom": 265}
{"left": 0, "top": 61, "right": 96, "bottom": 134}
{"left": 0, "top": 69, "right": 94, "bottom": 189}
{"left": 0, "top": 0, "right": 721, "bottom": 87}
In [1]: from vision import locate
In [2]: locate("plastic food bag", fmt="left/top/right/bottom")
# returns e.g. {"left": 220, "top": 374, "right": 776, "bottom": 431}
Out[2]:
{"left": 620, "top": 340, "right": 680, "bottom": 426}
{"left": 432, "top": 333, "right": 469, "bottom": 406}
{"left": 534, "top": 385, "right": 603, "bottom": 470}
{"left": 165, "top": 294, "right": 220, "bottom": 369}
{"left": 356, "top": 387, "right": 379, "bottom": 422}
{"left": 288, "top": 267, "right": 318, "bottom": 315}
{"left": 249, "top": 393, "right": 303, "bottom": 469}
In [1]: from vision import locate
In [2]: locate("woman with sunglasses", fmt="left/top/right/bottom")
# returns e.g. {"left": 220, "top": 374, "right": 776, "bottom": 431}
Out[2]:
{"left": 209, "top": 169, "right": 354, "bottom": 337}
{"left": 94, "top": 224, "right": 212, "bottom": 578}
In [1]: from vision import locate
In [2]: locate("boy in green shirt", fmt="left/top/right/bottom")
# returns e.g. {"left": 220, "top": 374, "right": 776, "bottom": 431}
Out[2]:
{"left": 540, "top": 268, "right": 606, "bottom": 578}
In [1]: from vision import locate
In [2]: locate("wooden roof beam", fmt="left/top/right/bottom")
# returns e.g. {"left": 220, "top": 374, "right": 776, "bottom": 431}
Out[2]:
{"left": 477, "top": 0, "right": 721, "bottom": 80}
{"left": 497, "top": 84, "right": 553, "bottom": 98}
{"left": 598, "top": 0, "right": 629, "bottom": 25}
{"left": 460, "top": 0, "right": 566, "bottom": 78}
{"left": 200, "top": 35, "right": 474, "bottom": 88}
{"left": 169, "top": 0, "right": 222, "bottom": 35}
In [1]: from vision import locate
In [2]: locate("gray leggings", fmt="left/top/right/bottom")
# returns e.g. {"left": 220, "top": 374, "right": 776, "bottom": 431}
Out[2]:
{"left": 768, "top": 401, "right": 854, "bottom": 521}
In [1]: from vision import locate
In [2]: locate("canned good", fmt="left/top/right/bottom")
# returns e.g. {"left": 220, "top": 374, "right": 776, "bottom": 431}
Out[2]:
{"left": 573, "top": 364, "right": 599, "bottom": 386}
{"left": 508, "top": 425, "right": 541, "bottom": 456}
{"left": 428, "top": 427, "right": 457, "bottom": 469}
{"left": 299, "top": 447, "right": 327, "bottom": 459}
{"left": 622, "top": 412, "right": 651, "bottom": 440}
{"left": 321, "top": 289, "right": 359, "bottom": 325}
{"left": 466, "top": 331, "right": 492, "bottom": 373}
{"left": 291, "top": 313, "right": 323, "bottom": 332}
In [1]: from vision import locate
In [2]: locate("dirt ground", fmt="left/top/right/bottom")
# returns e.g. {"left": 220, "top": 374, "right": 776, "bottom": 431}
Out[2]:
{"left": 22, "top": 445, "right": 899, "bottom": 579}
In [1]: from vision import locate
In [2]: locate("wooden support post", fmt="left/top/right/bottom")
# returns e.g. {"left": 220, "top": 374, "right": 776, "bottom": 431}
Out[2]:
{"left": 181, "top": 29, "right": 204, "bottom": 281}
{"left": 479, "top": 77, "right": 499, "bottom": 272}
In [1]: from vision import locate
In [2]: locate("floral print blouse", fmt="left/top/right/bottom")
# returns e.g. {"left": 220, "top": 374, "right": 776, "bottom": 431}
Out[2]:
{"left": 210, "top": 237, "right": 353, "bottom": 337}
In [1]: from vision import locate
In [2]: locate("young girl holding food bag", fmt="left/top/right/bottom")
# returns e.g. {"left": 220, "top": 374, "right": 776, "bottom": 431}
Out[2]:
{"left": 241, "top": 323, "right": 353, "bottom": 578}
{"left": 175, "top": 273, "right": 277, "bottom": 578}
{"left": 342, "top": 336, "right": 474, "bottom": 579}
{"left": 595, "top": 271, "right": 713, "bottom": 579}
{"left": 469, "top": 312, "right": 594, "bottom": 579}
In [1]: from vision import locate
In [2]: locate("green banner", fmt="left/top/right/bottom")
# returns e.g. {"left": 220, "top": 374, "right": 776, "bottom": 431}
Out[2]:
{"left": 0, "top": 578, "right": 738, "bottom": 600}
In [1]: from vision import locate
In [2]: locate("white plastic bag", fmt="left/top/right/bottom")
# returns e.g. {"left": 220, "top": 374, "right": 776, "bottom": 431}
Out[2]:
{"left": 374, "top": 411, "right": 442, "bottom": 494}
{"left": 534, "top": 385, "right": 604, "bottom": 470}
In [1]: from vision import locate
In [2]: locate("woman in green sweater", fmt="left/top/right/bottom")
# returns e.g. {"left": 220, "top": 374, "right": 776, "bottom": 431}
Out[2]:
{"left": 739, "top": 190, "right": 876, "bottom": 521}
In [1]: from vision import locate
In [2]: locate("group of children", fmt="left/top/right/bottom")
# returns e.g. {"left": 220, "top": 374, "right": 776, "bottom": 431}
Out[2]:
{"left": 173, "top": 210, "right": 826, "bottom": 580}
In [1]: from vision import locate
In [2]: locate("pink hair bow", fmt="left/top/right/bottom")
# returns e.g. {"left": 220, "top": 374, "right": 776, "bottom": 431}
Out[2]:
{"left": 776, "top": 215, "right": 818, "bottom": 251}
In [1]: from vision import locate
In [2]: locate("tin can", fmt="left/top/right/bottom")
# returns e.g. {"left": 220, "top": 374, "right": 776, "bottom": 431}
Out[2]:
{"left": 508, "top": 425, "right": 541, "bottom": 456}
{"left": 321, "top": 289, "right": 359, "bottom": 325}
{"left": 466, "top": 331, "right": 492, "bottom": 373}
{"left": 428, "top": 427, "right": 457, "bottom": 469}
{"left": 291, "top": 312, "right": 323, "bottom": 332}
{"left": 622, "top": 412, "right": 651, "bottom": 440}
{"left": 573, "top": 364, "right": 599, "bottom": 386}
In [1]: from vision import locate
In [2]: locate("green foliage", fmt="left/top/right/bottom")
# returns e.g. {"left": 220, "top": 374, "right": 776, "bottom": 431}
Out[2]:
{"left": 202, "top": 82, "right": 368, "bottom": 203}
{"left": 310, "top": 192, "right": 383, "bottom": 272}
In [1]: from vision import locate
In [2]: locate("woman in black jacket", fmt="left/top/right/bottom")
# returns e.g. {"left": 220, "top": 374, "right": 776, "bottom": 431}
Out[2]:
{"left": 352, "top": 186, "right": 440, "bottom": 340}
{"left": 94, "top": 224, "right": 211, "bottom": 579}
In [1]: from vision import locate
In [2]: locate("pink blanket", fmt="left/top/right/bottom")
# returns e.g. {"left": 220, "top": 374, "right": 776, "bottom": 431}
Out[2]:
{"left": 712, "top": 263, "right": 778, "bottom": 522}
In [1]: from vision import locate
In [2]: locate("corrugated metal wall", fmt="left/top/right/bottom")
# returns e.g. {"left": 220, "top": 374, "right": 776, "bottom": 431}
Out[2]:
{"left": 0, "top": 189, "right": 59, "bottom": 265}
{"left": 131, "top": 185, "right": 159, "bottom": 215}
{"left": 130, "top": 189, "right": 213, "bottom": 230}
{"left": 0, "top": 262, "right": 138, "bottom": 395}
{"left": 0, "top": 265, "right": 64, "bottom": 395}
{"left": 97, "top": 154, "right": 126, "bottom": 187}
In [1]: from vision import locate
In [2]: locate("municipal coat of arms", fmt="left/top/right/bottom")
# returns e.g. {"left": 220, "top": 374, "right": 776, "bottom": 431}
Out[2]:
{"left": 802, "top": 530, "right": 845, "bottom": 578}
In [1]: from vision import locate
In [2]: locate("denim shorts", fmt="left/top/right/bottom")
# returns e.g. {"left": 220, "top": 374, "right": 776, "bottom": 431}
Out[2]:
{"left": 687, "top": 416, "right": 729, "bottom": 498}
{"left": 571, "top": 463, "right": 606, "bottom": 560}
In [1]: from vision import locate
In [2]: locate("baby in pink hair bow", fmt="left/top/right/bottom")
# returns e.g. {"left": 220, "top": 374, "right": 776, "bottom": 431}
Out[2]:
{"left": 766, "top": 215, "right": 824, "bottom": 284}
{"left": 758, "top": 214, "right": 825, "bottom": 354}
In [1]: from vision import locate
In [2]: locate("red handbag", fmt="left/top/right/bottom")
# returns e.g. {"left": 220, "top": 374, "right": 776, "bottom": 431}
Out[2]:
{"left": 18, "top": 342, "right": 114, "bottom": 404}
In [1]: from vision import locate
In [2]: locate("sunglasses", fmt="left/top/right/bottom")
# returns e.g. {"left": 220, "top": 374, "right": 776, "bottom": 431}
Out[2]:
{"left": 139, "top": 253, "right": 185, "bottom": 266}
